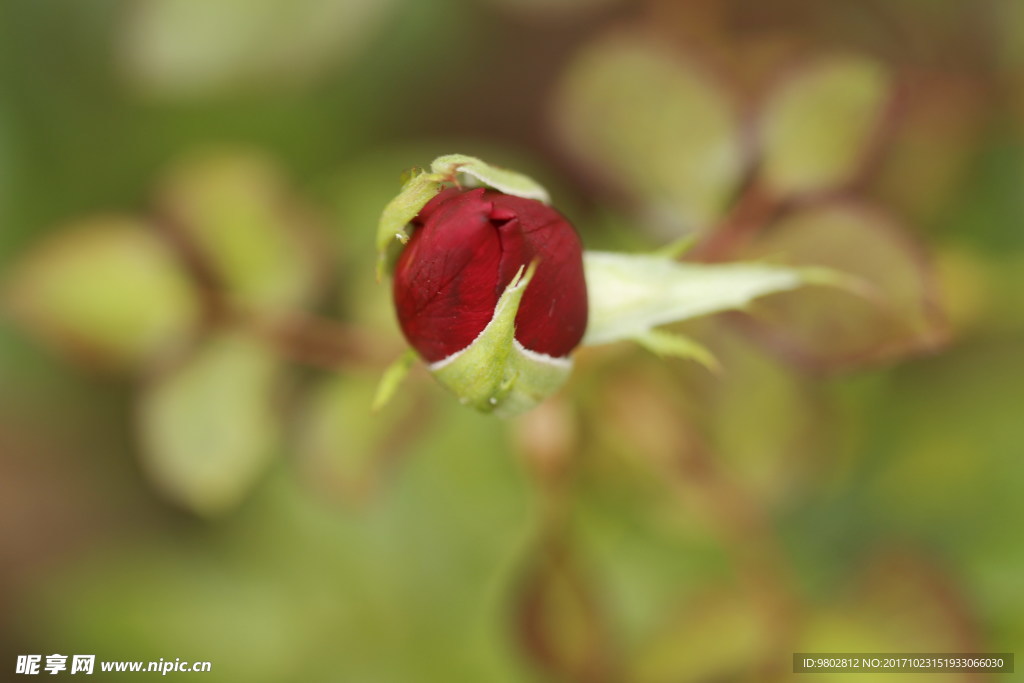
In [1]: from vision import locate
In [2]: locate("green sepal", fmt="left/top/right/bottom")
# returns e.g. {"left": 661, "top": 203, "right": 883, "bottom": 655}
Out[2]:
{"left": 630, "top": 329, "right": 720, "bottom": 372}
{"left": 427, "top": 263, "right": 572, "bottom": 418}
{"left": 650, "top": 235, "right": 698, "bottom": 259}
{"left": 430, "top": 154, "right": 550, "bottom": 203}
{"left": 372, "top": 348, "right": 418, "bottom": 411}
{"left": 375, "top": 169, "right": 444, "bottom": 280}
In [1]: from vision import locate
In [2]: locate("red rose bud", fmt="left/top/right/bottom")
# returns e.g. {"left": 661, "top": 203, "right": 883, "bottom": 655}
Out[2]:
{"left": 376, "top": 155, "right": 837, "bottom": 417}
{"left": 393, "top": 187, "right": 588, "bottom": 364}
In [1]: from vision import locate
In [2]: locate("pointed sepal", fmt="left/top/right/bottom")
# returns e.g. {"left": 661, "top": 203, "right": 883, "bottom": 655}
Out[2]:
{"left": 427, "top": 263, "right": 572, "bottom": 418}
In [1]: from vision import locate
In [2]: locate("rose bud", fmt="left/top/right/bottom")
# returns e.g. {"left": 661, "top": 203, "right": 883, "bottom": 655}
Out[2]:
{"left": 375, "top": 155, "right": 837, "bottom": 416}
{"left": 391, "top": 186, "right": 588, "bottom": 416}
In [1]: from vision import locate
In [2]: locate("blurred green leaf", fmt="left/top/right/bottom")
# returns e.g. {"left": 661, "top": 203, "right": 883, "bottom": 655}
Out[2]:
{"left": 30, "top": 402, "right": 536, "bottom": 680}
{"left": 994, "top": 1, "right": 1024, "bottom": 70}
{"left": 478, "top": 0, "right": 620, "bottom": 20}
{"left": 759, "top": 55, "right": 891, "bottom": 196}
{"left": 695, "top": 323, "right": 824, "bottom": 505}
{"left": 873, "top": 76, "right": 981, "bottom": 223}
{"left": 797, "top": 554, "right": 978, "bottom": 682}
{"left": 582, "top": 250, "right": 831, "bottom": 346}
{"left": 739, "top": 203, "right": 945, "bottom": 368}
{"left": 157, "top": 151, "right": 323, "bottom": 315}
{"left": 138, "top": 332, "right": 281, "bottom": 515}
{"left": 939, "top": 136, "right": 1024, "bottom": 253}
{"left": 581, "top": 357, "right": 698, "bottom": 474}
{"left": 120, "top": 0, "right": 397, "bottom": 97}
{"left": 0, "top": 109, "right": 11, "bottom": 234}
{"left": 514, "top": 541, "right": 615, "bottom": 681}
{"left": 3, "top": 216, "right": 200, "bottom": 369}
{"left": 296, "top": 369, "right": 423, "bottom": 503}
{"left": 553, "top": 34, "right": 744, "bottom": 229}
{"left": 864, "top": 340, "right": 1024, "bottom": 646}
{"left": 569, "top": 370, "right": 733, "bottom": 647}
{"left": 585, "top": 319, "right": 824, "bottom": 510}
{"left": 628, "top": 589, "right": 775, "bottom": 683}
{"left": 31, "top": 550, "right": 311, "bottom": 683}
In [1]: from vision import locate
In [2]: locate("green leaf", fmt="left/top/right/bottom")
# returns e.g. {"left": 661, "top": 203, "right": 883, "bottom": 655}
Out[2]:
{"left": 581, "top": 250, "right": 825, "bottom": 346}
{"left": 429, "top": 264, "right": 572, "bottom": 418}
{"left": 553, "top": 34, "right": 744, "bottom": 229}
{"left": 3, "top": 217, "right": 200, "bottom": 369}
{"left": 297, "top": 370, "right": 419, "bottom": 503}
{"left": 138, "top": 332, "right": 281, "bottom": 515}
{"left": 157, "top": 151, "right": 322, "bottom": 314}
{"left": 120, "top": 0, "right": 398, "bottom": 97}
{"left": 759, "top": 55, "right": 891, "bottom": 196}
{"left": 430, "top": 154, "right": 550, "bottom": 203}
{"left": 629, "top": 588, "right": 774, "bottom": 683}
{"left": 737, "top": 203, "right": 944, "bottom": 367}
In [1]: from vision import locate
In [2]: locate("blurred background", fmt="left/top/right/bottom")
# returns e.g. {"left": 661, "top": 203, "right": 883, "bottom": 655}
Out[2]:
{"left": 1, "top": 0, "right": 1022, "bottom": 680}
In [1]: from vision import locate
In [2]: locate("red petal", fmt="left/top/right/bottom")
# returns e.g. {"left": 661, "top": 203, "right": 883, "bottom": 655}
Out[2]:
{"left": 393, "top": 187, "right": 589, "bottom": 364}
{"left": 488, "top": 192, "right": 588, "bottom": 357}
{"left": 392, "top": 189, "right": 502, "bottom": 362}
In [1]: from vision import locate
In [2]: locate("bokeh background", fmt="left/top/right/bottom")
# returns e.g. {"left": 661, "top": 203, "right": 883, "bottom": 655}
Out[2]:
{"left": 2, "top": 0, "right": 1022, "bottom": 680}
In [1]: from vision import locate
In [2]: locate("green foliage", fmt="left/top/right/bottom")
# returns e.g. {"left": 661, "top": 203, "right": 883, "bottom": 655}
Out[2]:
{"left": 554, "top": 34, "right": 744, "bottom": 229}
{"left": 157, "top": 152, "right": 323, "bottom": 314}
{"left": 759, "top": 55, "right": 891, "bottom": 196}
{"left": 3, "top": 217, "right": 199, "bottom": 369}
{"left": 627, "top": 589, "right": 774, "bottom": 683}
{"left": 121, "top": 0, "right": 397, "bottom": 97}
{"left": 739, "top": 203, "right": 945, "bottom": 366}
{"left": 138, "top": 332, "right": 282, "bottom": 515}
{"left": 298, "top": 368, "right": 419, "bottom": 501}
